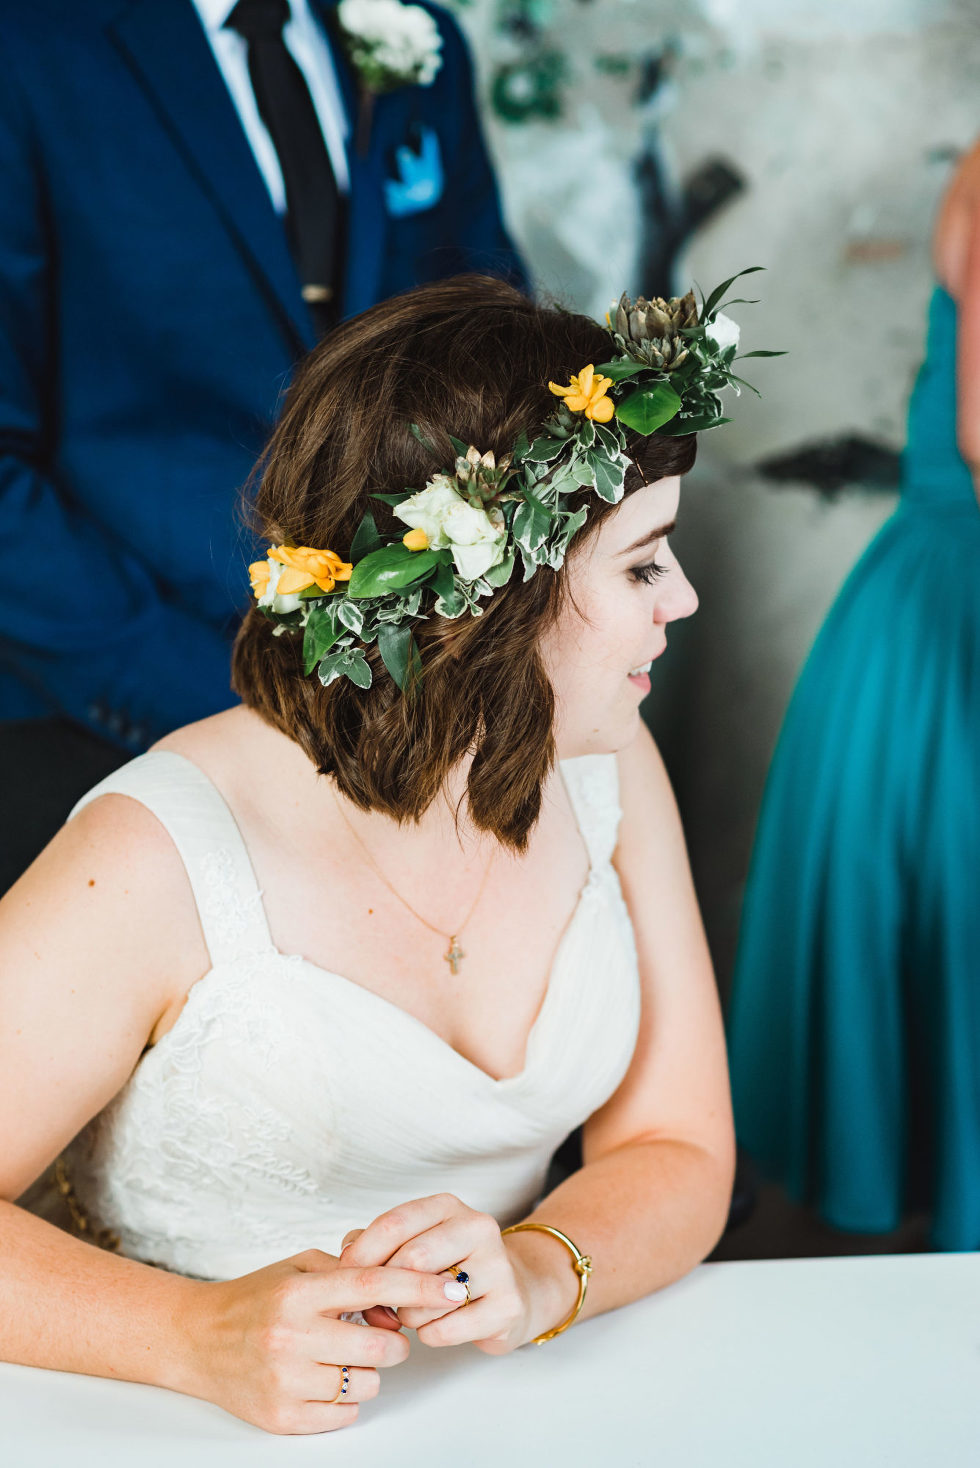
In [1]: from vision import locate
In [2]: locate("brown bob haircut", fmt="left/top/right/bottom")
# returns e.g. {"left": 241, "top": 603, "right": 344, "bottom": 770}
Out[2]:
{"left": 233, "top": 275, "right": 696, "bottom": 850}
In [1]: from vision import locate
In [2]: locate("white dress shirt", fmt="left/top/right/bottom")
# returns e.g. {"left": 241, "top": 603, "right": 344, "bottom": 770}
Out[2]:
{"left": 192, "top": 0, "right": 351, "bottom": 209}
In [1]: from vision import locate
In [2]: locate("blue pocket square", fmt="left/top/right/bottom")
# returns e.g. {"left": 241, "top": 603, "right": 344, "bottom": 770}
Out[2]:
{"left": 384, "top": 126, "right": 444, "bottom": 218}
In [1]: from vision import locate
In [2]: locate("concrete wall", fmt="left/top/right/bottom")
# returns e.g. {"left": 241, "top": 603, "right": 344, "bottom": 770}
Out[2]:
{"left": 455, "top": 0, "right": 980, "bottom": 991}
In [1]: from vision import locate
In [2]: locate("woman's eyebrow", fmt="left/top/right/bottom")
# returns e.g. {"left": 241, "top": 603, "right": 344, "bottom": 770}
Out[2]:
{"left": 617, "top": 521, "right": 677, "bottom": 556}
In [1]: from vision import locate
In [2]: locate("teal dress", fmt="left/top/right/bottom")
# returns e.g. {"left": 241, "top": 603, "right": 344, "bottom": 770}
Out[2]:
{"left": 728, "top": 288, "right": 980, "bottom": 1251}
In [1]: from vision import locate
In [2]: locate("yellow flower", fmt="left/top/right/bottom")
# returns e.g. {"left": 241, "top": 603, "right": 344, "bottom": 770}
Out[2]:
{"left": 267, "top": 544, "right": 353, "bottom": 595}
{"left": 402, "top": 527, "right": 430, "bottom": 551}
{"left": 248, "top": 560, "right": 271, "bottom": 600}
{"left": 548, "top": 364, "right": 615, "bottom": 423}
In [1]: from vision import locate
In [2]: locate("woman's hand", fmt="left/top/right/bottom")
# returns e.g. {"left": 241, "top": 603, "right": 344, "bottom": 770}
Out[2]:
{"left": 341, "top": 1195, "right": 550, "bottom": 1356}
{"left": 184, "top": 1247, "right": 469, "bottom": 1433}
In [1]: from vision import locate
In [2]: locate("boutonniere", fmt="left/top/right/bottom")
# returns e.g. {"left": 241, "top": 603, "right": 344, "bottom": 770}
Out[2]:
{"left": 337, "top": 0, "right": 443, "bottom": 150}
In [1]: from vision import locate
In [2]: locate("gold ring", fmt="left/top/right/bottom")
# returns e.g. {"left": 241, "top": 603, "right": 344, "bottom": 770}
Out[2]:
{"left": 447, "top": 1264, "right": 472, "bottom": 1304}
{"left": 329, "top": 1364, "right": 351, "bottom": 1404}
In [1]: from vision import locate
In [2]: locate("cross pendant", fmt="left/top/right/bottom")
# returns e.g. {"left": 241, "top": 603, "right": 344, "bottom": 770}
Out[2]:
{"left": 444, "top": 935, "right": 465, "bottom": 976}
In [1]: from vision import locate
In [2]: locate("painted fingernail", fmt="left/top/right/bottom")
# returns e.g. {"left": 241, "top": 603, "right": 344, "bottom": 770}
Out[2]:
{"left": 444, "top": 1281, "right": 468, "bottom": 1301}
{"left": 381, "top": 1306, "right": 400, "bottom": 1322}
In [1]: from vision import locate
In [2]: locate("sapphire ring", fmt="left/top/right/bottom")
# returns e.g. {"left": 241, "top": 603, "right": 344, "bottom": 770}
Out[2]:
{"left": 448, "top": 1265, "right": 472, "bottom": 1304}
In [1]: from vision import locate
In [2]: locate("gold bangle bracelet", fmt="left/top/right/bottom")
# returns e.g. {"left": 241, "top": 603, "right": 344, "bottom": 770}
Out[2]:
{"left": 500, "top": 1222, "right": 593, "bottom": 1345}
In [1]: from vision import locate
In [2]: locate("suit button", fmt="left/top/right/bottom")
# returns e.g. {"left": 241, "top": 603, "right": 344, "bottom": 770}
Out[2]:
{"left": 125, "top": 724, "right": 147, "bottom": 749}
{"left": 87, "top": 701, "right": 108, "bottom": 726}
{"left": 105, "top": 710, "right": 125, "bottom": 737}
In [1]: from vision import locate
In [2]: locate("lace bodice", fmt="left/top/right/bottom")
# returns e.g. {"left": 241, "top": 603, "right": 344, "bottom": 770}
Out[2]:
{"left": 60, "top": 751, "right": 641, "bottom": 1281}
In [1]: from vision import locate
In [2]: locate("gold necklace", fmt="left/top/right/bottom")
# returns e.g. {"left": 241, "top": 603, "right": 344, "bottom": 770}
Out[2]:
{"left": 331, "top": 790, "right": 494, "bottom": 976}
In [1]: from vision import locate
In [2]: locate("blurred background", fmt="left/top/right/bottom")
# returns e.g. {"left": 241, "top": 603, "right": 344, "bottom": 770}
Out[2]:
{"left": 449, "top": 0, "right": 980, "bottom": 1255}
{"left": 450, "top": 0, "right": 979, "bottom": 1003}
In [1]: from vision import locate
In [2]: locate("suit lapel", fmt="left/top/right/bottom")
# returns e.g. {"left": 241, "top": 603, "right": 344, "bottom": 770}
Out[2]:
{"left": 108, "top": 0, "right": 317, "bottom": 357}
{"left": 315, "top": 0, "right": 387, "bottom": 317}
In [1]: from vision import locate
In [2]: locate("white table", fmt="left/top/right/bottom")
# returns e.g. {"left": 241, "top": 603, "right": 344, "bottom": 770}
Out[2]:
{"left": 3, "top": 1254, "right": 977, "bottom": 1468}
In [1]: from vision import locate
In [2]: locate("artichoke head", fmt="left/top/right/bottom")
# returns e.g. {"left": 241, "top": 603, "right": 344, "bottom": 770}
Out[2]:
{"left": 609, "top": 289, "right": 699, "bottom": 372}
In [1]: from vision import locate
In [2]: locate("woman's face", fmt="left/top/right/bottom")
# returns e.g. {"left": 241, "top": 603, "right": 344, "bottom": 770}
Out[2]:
{"left": 540, "top": 475, "right": 698, "bottom": 759}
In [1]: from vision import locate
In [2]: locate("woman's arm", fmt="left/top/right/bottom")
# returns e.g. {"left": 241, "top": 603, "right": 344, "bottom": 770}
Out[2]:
{"left": 0, "top": 794, "right": 214, "bottom": 1381}
{"left": 0, "top": 798, "right": 455, "bottom": 1431}
{"left": 498, "top": 721, "right": 735, "bottom": 1338}
{"left": 934, "top": 138, "right": 980, "bottom": 501}
{"left": 344, "top": 722, "right": 735, "bottom": 1348}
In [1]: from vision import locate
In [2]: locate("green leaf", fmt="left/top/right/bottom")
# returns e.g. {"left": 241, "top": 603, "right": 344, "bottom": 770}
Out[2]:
{"left": 657, "top": 412, "right": 731, "bottom": 436}
{"left": 302, "top": 603, "right": 342, "bottom": 676}
{"left": 370, "top": 491, "right": 413, "bottom": 506}
{"left": 431, "top": 561, "right": 457, "bottom": 605}
{"left": 344, "top": 650, "right": 373, "bottom": 689}
{"left": 511, "top": 430, "right": 531, "bottom": 464}
{"left": 593, "top": 421, "right": 627, "bottom": 455}
{"left": 736, "top": 349, "right": 787, "bottom": 359}
{"left": 521, "top": 435, "right": 566, "bottom": 464}
{"left": 591, "top": 451, "right": 627, "bottom": 502}
{"left": 595, "top": 359, "right": 646, "bottom": 382}
{"left": 483, "top": 549, "right": 515, "bottom": 587}
{"left": 350, "top": 511, "right": 382, "bottom": 562}
{"left": 700, "top": 266, "right": 764, "bottom": 322}
{"left": 448, "top": 434, "right": 469, "bottom": 458}
{"left": 409, "top": 422, "right": 436, "bottom": 454}
{"left": 614, "top": 383, "right": 683, "bottom": 435}
{"left": 348, "top": 543, "right": 441, "bottom": 598}
{"left": 377, "top": 622, "right": 417, "bottom": 692}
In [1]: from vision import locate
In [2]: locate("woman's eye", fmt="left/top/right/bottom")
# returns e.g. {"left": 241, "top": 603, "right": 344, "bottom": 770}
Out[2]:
{"left": 630, "top": 560, "right": 668, "bottom": 586}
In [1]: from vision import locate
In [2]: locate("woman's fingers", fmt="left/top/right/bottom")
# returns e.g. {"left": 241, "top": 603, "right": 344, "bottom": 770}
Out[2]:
{"left": 343, "top": 1195, "right": 462, "bottom": 1267}
{"left": 300, "top": 1364, "right": 380, "bottom": 1405}
{"left": 415, "top": 1294, "right": 520, "bottom": 1351}
{"left": 313, "top": 1264, "right": 469, "bottom": 1320}
{"left": 381, "top": 1219, "right": 484, "bottom": 1277}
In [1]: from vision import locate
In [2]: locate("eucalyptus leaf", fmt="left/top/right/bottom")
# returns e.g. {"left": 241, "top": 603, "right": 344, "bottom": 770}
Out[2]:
{"left": 448, "top": 434, "right": 469, "bottom": 458}
{"left": 736, "top": 349, "right": 787, "bottom": 359}
{"left": 409, "top": 422, "right": 436, "bottom": 454}
{"left": 370, "top": 491, "right": 413, "bottom": 506}
{"left": 614, "top": 383, "right": 683, "bottom": 436}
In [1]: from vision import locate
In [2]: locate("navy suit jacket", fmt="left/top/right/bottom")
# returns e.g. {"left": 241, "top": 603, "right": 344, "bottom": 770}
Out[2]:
{"left": 0, "top": 0, "right": 527, "bottom": 749}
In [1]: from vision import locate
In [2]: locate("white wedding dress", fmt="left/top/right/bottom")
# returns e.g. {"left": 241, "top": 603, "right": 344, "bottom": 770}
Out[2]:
{"left": 58, "top": 750, "right": 641, "bottom": 1281}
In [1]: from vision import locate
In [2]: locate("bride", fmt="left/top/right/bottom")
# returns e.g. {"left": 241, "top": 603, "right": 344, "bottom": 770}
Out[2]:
{"left": 0, "top": 274, "right": 746, "bottom": 1434}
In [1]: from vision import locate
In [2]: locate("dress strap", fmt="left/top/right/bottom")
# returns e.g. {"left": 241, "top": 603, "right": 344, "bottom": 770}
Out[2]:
{"left": 558, "top": 753, "right": 622, "bottom": 870}
{"left": 68, "top": 750, "right": 273, "bottom": 967}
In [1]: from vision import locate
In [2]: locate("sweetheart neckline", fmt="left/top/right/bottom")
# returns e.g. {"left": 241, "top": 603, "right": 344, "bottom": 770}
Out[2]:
{"left": 148, "top": 866, "right": 608, "bottom": 1089}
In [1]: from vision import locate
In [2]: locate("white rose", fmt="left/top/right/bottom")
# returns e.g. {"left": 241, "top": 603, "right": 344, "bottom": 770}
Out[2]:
{"left": 257, "top": 558, "right": 303, "bottom": 615}
{"left": 705, "top": 311, "right": 740, "bottom": 354}
{"left": 395, "top": 476, "right": 461, "bottom": 548}
{"left": 396, "top": 480, "right": 506, "bottom": 582}
{"left": 442, "top": 501, "right": 506, "bottom": 581}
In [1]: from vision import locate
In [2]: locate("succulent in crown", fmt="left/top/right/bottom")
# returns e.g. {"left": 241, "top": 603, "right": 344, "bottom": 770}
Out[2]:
{"left": 609, "top": 290, "right": 699, "bottom": 372}
{"left": 453, "top": 445, "right": 515, "bottom": 506}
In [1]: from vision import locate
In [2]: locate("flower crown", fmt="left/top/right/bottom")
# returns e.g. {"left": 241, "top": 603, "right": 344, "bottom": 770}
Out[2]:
{"left": 249, "top": 268, "right": 781, "bottom": 693}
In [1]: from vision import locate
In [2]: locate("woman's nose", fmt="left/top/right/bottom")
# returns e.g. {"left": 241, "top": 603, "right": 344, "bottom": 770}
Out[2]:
{"left": 657, "top": 560, "right": 699, "bottom": 623}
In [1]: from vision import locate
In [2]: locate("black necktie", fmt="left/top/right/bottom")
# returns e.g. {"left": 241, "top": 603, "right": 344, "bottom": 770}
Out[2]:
{"left": 225, "top": 0, "right": 344, "bottom": 332}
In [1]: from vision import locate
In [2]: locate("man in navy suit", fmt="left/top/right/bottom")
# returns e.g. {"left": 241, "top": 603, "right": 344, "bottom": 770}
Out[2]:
{"left": 0, "top": 0, "right": 526, "bottom": 887}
